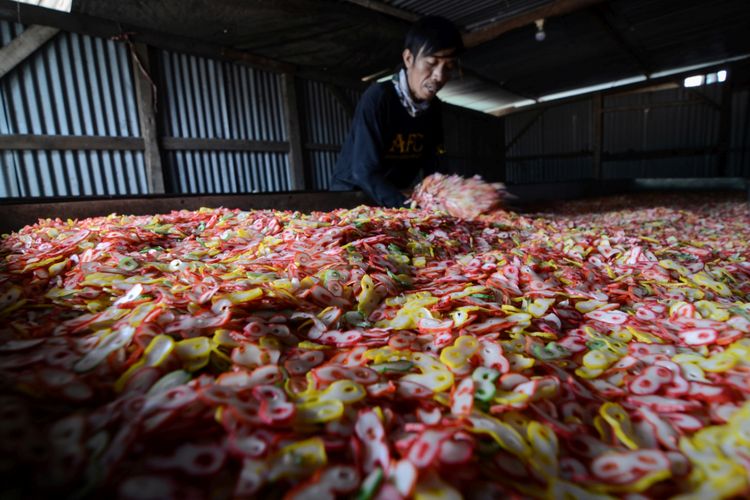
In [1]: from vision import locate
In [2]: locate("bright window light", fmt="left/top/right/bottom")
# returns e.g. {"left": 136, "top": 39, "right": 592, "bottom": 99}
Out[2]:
{"left": 718, "top": 70, "right": 727, "bottom": 82}
{"left": 683, "top": 75, "right": 704, "bottom": 87}
{"left": 11, "top": 0, "right": 72, "bottom": 12}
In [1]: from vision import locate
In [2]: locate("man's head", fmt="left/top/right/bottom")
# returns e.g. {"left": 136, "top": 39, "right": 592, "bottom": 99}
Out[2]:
{"left": 402, "top": 16, "right": 463, "bottom": 102}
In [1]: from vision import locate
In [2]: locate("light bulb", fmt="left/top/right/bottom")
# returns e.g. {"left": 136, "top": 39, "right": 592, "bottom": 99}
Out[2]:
{"left": 534, "top": 18, "right": 546, "bottom": 42}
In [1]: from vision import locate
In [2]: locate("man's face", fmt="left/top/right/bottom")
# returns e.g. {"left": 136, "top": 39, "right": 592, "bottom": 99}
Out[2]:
{"left": 403, "top": 47, "right": 458, "bottom": 102}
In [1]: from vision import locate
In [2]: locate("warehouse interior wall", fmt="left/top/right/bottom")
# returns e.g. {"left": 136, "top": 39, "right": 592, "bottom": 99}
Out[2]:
{"left": 0, "top": 20, "right": 506, "bottom": 200}
{"left": 504, "top": 65, "right": 750, "bottom": 185}
{"left": 0, "top": 20, "right": 148, "bottom": 197}
{"left": 156, "top": 49, "right": 291, "bottom": 194}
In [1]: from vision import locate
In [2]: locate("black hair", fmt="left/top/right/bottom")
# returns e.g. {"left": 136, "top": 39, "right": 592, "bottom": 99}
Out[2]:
{"left": 404, "top": 16, "right": 464, "bottom": 58}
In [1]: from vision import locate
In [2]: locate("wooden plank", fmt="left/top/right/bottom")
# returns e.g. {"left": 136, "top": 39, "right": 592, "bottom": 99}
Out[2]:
{"left": 0, "top": 192, "right": 372, "bottom": 234}
{"left": 282, "top": 73, "right": 307, "bottom": 190}
{"left": 131, "top": 42, "right": 165, "bottom": 194}
{"left": 507, "top": 151, "right": 593, "bottom": 161}
{"left": 305, "top": 143, "right": 342, "bottom": 152}
{"left": 592, "top": 93, "right": 603, "bottom": 179}
{"left": 717, "top": 76, "right": 733, "bottom": 177}
{"left": 0, "top": 25, "right": 59, "bottom": 79}
{"left": 160, "top": 137, "right": 289, "bottom": 153}
{"left": 0, "top": 134, "right": 144, "bottom": 150}
{"left": 463, "top": 0, "right": 606, "bottom": 48}
{"left": 603, "top": 99, "right": 709, "bottom": 113}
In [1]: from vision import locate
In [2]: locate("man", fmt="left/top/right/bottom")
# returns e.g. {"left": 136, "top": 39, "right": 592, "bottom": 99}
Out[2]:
{"left": 329, "top": 16, "right": 463, "bottom": 208}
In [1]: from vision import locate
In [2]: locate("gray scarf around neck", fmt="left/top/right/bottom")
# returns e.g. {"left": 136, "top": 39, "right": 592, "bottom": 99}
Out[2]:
{"left": 392, "top": 68, "right": 431, "bottom": 118}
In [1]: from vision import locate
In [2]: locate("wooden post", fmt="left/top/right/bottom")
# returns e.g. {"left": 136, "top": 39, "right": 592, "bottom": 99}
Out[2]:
{"left": 282, "top": 72, "right": 307, "bottom": 191}
{"left": 592, "top": 93, "right": 603, "bottom": 180}
{"left": 131, "top": 42, "right": 165, "bottom": 194}
{"left": 717, "top": 73, "right": 732, "bottom": 178}
{"left": 0, "top": 25, "right": 59, "bottom": 79}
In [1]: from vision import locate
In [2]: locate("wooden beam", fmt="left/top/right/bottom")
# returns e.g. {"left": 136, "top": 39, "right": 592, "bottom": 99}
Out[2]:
{"left": 507, "top": 151, "right": 593, "bottom": 161}
{"left": 717, "top": 76, "right": 733, "bottom": 177}
{"left": 130, "top": 42, "right": 165, "bottom": 194}
{"left": 0, "top": 134, "right": 144, "bottom": 150}
{"left": 592, "top": 93, "right": 603, "bottom": 179}
{"left": 609, "top": 82, "right": 680, "bottom": 97}
{"left": 220, "top": 47, "right": 295, "bottom": 74}
{"left": 506, "top": 147, "right": 732, "bottom": 163}
{"left": 0, "top": 25, "right": 59, "bottom": 79}
{"left": 463, "top": 0, "right": 606, "bottom": 48}
{"left": 305, "top": 143, "right": 342, "bottom": 152}
{"left": 160, "top": 137, "right": 288, "bottom": 152}
{"left": 0, "top": 192, "right": 373, "bottom": 234}
{"left": 282, "top": 73, "right": 307, "bottom": 190}
{"left": 604, "top": 98, "right": 708, "bottom": 113}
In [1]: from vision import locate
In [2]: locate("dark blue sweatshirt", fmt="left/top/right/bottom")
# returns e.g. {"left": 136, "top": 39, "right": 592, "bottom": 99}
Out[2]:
{"left": 329, "top": 81, "right": 444, "bottom": 208}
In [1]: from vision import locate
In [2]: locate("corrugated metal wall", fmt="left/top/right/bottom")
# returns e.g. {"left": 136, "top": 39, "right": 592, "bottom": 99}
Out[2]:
{"left": 505, "top": 81, "right": 749, "bottom": 183}
{"left": 442, "top": 103, "right": 504, "bottom": 181}
{"left": 602, "top": 86, "right": 721, "bottom": 178}
{"left": 158, "top": 51, "right": 290, "bottom": 193}
{"left": 505, "top": 100, "right": 593, "bottom": 183}
{"left": 301, "top": 79, "right": 360, "bottom": 190}
{"left": 730, "top": 88, "right": 750, "bottom": 176}
{"left": 0, "top": 21, "right": 146, "bottom": 198}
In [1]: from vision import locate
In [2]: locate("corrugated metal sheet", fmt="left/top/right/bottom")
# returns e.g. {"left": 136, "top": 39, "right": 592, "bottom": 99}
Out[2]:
{"left": 506, "top": 100, "right": 592, "bottom": 156}
{"left": 604, "top": 86, "right": 721, "bottom": 151}
{"left": 729, "top": 88, "right": 750, "bottom": 177}
{"left": 442, "top": 103, "right": 504, "bottom": 181}
{"left": 167, "top": 151, "right": 289, "bottom": 193}
{"left": 308, "top": 150, "right": 340, "bottom": 190}
{"left": 383, "top": 0, "right": 553, "bottom": 31}
{"left": 603, "top": 85, "right": 722, "bottom": 177}
{"left": 505, "top": 100, "right": 593, "bottom": 182}
{"left": 301, "top": 79, "right": 360, "bottom": 190}
{"left": 504, "top": 82, "right": 748, "bottom": 182}
{"left": 0, "top": 20, "right": 146, "bottom": 198}
{"left": 458, "top": 0, "right": 750, "bottom": 100}
{"left": 158, "top": 50, "right": 290, "bottom": 193}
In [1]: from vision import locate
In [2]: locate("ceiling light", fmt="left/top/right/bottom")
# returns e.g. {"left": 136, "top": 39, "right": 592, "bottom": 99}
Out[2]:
{"left": 534, "top": 19, "right": 546, "bottom": 42}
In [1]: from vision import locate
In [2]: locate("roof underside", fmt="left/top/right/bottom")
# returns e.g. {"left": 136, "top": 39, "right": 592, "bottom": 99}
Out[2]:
{"left": 61, "top": 0, "right": 750, "bottom": 112}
